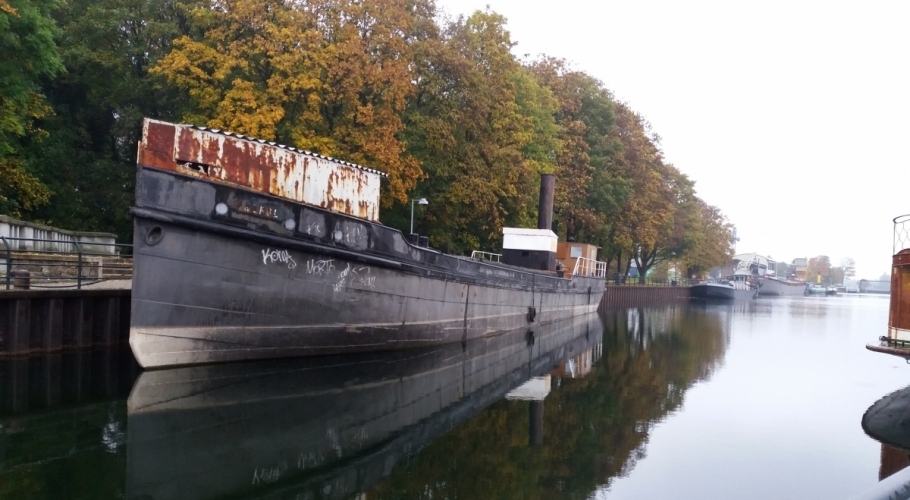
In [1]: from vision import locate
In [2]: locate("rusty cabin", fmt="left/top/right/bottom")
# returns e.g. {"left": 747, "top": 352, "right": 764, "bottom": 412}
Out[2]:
{"left": 137, "top": 119, "right": 386, "bottom": 222}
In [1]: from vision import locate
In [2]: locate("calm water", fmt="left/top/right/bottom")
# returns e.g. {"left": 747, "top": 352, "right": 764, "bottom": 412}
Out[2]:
{"left": 1, "top": 294, "right": 905, "bottom": 499}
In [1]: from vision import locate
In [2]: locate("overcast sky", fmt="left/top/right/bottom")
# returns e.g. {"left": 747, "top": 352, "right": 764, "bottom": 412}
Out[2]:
{"left": 435, "top": 0, "right": 910, "bottom": 279}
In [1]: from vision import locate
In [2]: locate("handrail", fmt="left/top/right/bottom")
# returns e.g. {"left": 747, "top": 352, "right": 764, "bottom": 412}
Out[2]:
{"left": 0, "top": 235, "right": 125, "bottom": 255}
{"left": 74, "top": 240, "right": 83, "bottom": 290}
{"left": 571, "top": 257, "right": 607, "bottom": 278}
{"left": 0, "top": 236, "right": 132, "bottom": 290}
{"left": 1, "top": 236, "right": 10, "bottom": 290}
{"left": 471, "top": 250, "right": 502, "bottom": 263}
{"left": 894, "top": 214, "right": 910, "bottom": 255}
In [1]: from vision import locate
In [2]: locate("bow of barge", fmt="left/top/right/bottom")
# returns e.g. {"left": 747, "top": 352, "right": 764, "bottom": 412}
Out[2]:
{"left": 130, "top": 119, "right": 607, "bottom": 368}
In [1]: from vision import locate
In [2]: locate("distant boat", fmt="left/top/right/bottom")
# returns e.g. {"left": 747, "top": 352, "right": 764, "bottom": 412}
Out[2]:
{"left": 691, "top": 281, "right": 756, "bottom": 300}
{"left": 757, "top": 276, "right": 807, "bottom": 296}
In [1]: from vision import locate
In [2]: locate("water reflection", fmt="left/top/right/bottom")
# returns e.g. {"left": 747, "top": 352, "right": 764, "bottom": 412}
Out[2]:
{"left": 367, "top": 305, "right": 729, "bottom": 500}
{"left": 1, "top": 305, "right": 731, "bottom": 500}
{"left": 125, "top": 313, "right": 602, "bottom": 500}
{"left": 0, "top": 347, "right": 139, "bottom": 499}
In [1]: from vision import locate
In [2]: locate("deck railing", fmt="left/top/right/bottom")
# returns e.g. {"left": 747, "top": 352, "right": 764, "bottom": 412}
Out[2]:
{"left": 572, "top": 257, "right": 607, "bottom": 278}
{"left": 0, "top": 236, "right": 132, "bottom": 290}
{"left": 470, "top": 250, "right": 502, "bottom": 263}
{"left": 604, "top": 275, "right": 701, "bottom": 287}
{"left": 895, "top": 214, "right": 910, "bottom": 255}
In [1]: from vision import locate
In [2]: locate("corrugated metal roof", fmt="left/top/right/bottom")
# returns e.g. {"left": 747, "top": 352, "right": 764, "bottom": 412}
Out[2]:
{"left": 183, "top": 124, "right": 389, "bottom": 178}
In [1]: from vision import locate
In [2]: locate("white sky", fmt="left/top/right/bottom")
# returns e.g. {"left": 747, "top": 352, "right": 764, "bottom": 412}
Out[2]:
{"left": 435, "top": 0, "right": 910, "bottom": 279}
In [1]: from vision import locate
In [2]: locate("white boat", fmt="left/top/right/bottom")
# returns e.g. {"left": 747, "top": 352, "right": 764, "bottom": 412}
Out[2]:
{"left": 757, "top": 276, "right": 807, "bottom": 296}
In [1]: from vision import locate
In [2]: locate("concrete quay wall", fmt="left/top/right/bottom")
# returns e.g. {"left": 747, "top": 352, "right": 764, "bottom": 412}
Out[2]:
{"left": 599, "top": 285, "right": 693, "bottom": 308}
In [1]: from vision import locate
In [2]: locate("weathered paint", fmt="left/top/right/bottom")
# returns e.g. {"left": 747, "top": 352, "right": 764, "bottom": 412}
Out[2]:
{"left": 889, "top": 251, "right": 910, "bottom": 340}
{"left": 889, "top": 215, "right": 910, "bottom": 343}
{"left": 137, "top": 119, "right": 384, "bottom": 222}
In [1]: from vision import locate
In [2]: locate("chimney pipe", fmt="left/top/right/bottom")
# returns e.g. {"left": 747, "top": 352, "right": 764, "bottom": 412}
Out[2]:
{"left": 538, "top": 174, "right": 555, "bottom": 231}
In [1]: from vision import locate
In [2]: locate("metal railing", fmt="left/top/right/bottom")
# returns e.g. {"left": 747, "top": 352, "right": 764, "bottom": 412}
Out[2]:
{"left": 572, "top": 257, "right": 607, "bottom": 278}
{"left": 604, "top": 275, "right": 701, "bottom": 287}
{"left": 0, "top": 236, "right": 132, "bottom": 290}
{"left": 470, "top": 250, "right": 502, "bottom": 263}
{"left": 894, "top": 214, "right": 910, "bottom": 255}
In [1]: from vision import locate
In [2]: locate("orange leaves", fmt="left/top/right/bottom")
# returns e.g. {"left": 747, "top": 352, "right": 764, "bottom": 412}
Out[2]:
{"left": 152, "top": 0, "right": 426, "bottom": 204}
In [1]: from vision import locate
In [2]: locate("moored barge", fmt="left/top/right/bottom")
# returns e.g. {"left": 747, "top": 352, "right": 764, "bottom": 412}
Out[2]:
{"left": 130, "top": 119, "right": 607, "bottom": 368}
{"left": 867, "top": 214, "right": 910, "bottom": 359}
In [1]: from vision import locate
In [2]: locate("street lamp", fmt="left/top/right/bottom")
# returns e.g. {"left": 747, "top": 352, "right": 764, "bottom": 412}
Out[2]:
{"left": 410, "top": 198, "right": 428, "bottom": 235}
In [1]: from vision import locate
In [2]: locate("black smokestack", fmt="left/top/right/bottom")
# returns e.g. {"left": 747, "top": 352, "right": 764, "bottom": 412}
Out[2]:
{"left": 538, "top": 174, "right": 555, "bottom": 231}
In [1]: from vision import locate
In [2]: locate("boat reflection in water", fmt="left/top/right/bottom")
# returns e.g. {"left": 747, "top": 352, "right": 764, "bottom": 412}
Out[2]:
{"left": 126, "top": 312, "right": 603, "bottom": 500}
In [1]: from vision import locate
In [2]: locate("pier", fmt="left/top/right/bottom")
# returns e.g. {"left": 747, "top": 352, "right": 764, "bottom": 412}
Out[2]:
{"left": 0, "top": 288, "right": 130, "bottom": 357}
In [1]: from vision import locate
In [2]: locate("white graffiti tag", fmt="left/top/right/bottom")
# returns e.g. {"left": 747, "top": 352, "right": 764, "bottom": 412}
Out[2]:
{"left": 333, "top": 264, "right": 351, "bottom": 292}
{"left": 351, "top": 266, "right": 375, "bottom": 289}
{"left": 331, "top": 264, "right": 376, "bottom": 292}
{"left": 305, "top": 258, "right": 335, "bottom": 276}
{"left": 251, "top": 462, "right": 287, "bottom": 485}
{"left": 261, "top": 248, "right": 297, "bottom": 269}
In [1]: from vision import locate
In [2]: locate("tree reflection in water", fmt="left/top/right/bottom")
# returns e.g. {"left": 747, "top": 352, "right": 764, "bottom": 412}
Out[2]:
{"left": 367, "top": 304, "right": 730, "bottom": 500}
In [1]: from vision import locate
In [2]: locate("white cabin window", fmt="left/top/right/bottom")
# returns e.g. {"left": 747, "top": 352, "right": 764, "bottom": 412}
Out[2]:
{"left": 570, "top": 246, "right": 582, "bottom": 258}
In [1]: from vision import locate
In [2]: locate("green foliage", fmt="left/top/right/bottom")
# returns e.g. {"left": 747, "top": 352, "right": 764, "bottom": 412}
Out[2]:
{"left": 0, "top": 0, "right": 63, "bottom": 215}
{"left": 1, "top": 0, "right": 735, "bottom": 268}
{"left": 6, "top": 0, "right": 200, "bottom": 237}
{"left": 397, "top": 10, "right": 553, "bottom": 253}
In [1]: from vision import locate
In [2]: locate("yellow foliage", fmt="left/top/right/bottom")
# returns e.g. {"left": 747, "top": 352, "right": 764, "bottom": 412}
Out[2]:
{"left": 152, "top": 0, "right": 425, "bottom": 204}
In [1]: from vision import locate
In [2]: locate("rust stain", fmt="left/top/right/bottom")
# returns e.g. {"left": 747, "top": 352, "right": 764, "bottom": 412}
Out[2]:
{"left": 140, "top": 119, "right": 383, "bottom": 221}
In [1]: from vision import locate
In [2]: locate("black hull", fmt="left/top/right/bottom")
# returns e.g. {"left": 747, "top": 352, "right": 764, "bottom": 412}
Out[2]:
{"left": 691, "top": 284, "right": 756, "bottom": 301}
{"left": 126, "top": 313, "right": 603, "bottom": 500}
{"left": 130, "top": 167, "right": 605, "bottom": 368}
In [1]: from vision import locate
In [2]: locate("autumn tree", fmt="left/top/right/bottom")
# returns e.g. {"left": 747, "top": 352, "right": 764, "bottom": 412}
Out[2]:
{"left": 679, "top": 201, "right": 735, "bottom": 278}
{"left": 398, "top": 10, "right": 558, "bottom": 253}
{"left": 527, "top": 58, "right": 628, "bottom": 245}
{"left": 806, "top": 255, "right": 831, "bottom": 283}
{"left": 153, "top": 0, "right": 429, "bottom": 204}
{"left": 606, "top": 102, "right": 674, "bottom": 278}
{"left": 11, "top": 0, "right": 204, "bottom": 239}
{"left": 0, "top": 0, "right": 62, "bottom": 215}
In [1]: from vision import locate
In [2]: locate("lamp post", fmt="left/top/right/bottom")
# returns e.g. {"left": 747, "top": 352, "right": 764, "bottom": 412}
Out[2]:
{"left": 410, "top": 198, "right": 428, "bottom": 235}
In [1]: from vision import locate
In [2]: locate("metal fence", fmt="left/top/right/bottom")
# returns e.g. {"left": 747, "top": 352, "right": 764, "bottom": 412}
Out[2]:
{"left": 895, "top": 214, "right": 910, "bottom": 255}
{"left": 470, "top": 250, "right": 502, "bottom": 263}
{"left": 604, "top": 275, "right": 700, "bottom": 287}
{"left": 0, "top": 236, "right": 132, "bottom": 290}
{"left": 572, "top": 257, "right": 607, "bottom": 278}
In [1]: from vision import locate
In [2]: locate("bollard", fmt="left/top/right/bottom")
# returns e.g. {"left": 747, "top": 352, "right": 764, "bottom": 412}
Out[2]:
{"left": 11, "top": 269, "right": 30, "bottom": 290}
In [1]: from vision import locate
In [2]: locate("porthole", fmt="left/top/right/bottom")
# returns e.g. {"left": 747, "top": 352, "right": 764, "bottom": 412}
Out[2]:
{"left": 284, "top": 218, "right": 296, "bottom": 231}
{"left": 146, "top": 226, "right": 164, "bottom": 246}
{"left": 214, "top": 202, "right": 229, "bottom": 215}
